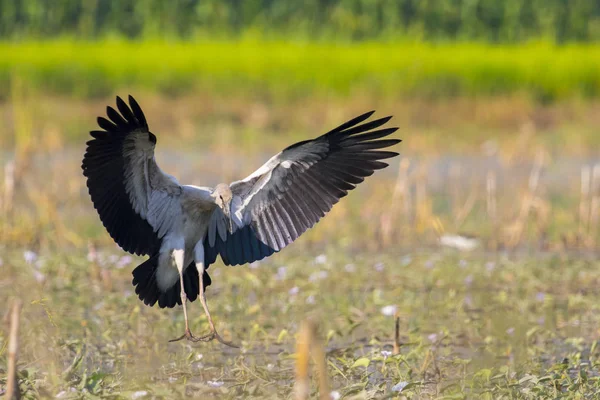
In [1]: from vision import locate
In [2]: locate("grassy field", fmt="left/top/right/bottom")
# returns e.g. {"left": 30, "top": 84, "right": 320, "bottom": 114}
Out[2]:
{"left": 2, "top": 247, "right": 600, "bottom": 398}
{"left": 1, "top": 96, "right": 600, "bottom": 398}
{"left": 2, "top": 39, "right": 600, "bottom": 398}
{"left": 1, "top": 39, "right": 600, "bottom": 101}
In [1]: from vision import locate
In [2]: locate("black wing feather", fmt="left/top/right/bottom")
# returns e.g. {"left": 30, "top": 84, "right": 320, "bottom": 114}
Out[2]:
{"left": 82, "top": 95, "right": 160, "bottom": 256}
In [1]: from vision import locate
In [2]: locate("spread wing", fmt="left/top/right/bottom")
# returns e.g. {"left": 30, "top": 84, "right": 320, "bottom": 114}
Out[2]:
{"left": 205, "top": 111, "right": 400, "bottom": 266}
{"left": 82, "top": 95, "right": 182, "bottom": 255}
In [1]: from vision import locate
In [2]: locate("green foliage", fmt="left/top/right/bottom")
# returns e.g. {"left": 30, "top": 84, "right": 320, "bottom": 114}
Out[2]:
{"left": 1, "top": 39, "right": 600, "bottom": 100}
{"left": 1, "top": 0, "right": 600, "bottom": 42}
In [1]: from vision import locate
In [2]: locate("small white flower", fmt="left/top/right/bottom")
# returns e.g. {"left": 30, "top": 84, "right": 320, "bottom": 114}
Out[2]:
{"left": 427, "top": 333, "right": 438, "bottom": 342}
{"left": 289, "top": 286, "right": 300, "bottom": 296}
{"left": 381, "top": 350, "right": 392, "bottom": 359}
{"left": 23, "top": 250, "right": 38, "bottom": 264}
{"left": 392, "top": 381, "right": 409, "bottom": 392}
{"left": 506, "top": 327, "right": 515, "bottom": 335}
{"left": 314, "top": 254, "right": 327, "bottom": 264}
{"left": 380, "top": 305, "right": 397, "bottom": 316}
{"left": 464, "top": 275, "right": 473, "bottom": 286}
{"left": 191, "top": 361, "right": 204, "bottom": 371}
{"left": 309, "top": 270, "right": 328, "bottom": 282}
{"left": 276, "top": 266, "right": 287, "bottom": 280}
{"left": 330, "top": 391, "right": 341, "bottom": 400}
{"left": 306, "top": 295, "right": 316, "bottom": 304}
{"left": 131, "top": 391, "right": 148, "bottom": 399}
{"left": 374, "top": 262, "right": 385, "bottom": 272}
{"left": 33, "top": 270, "right": 46, "bottom": 284}
{"left": 207, "top": 380, "right": 224, "bottom": 388}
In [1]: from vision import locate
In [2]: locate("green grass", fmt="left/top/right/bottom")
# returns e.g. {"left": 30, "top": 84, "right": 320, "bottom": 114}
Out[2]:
{"left": 2, "top": 39, "right": 600, "bottom": 100}
{"left": 3, "top": 248, "right": 600, "bottom": 399}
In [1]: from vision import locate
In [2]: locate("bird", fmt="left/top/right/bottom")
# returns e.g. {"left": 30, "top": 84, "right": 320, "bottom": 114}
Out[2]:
{"left": 82, "top": 95, "right": 401, "bottom": 347}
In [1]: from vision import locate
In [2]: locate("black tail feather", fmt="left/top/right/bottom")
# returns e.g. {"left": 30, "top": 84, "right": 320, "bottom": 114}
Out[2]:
{"left": 132, "top": 254, "right": 212, "bottom": 309}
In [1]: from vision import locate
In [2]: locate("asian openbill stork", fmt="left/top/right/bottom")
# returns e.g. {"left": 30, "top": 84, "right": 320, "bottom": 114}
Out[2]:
{"left": 82, "top": 96, "right": 400, "bottom": 347}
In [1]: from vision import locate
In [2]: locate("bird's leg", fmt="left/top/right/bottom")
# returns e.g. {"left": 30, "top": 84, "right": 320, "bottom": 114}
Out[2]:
{"left": 168, "top": 248, "right": 197, "bottom": 342}
{"left": 195, "top": 268, "right": 238, "bottom": 347}
{"left": 191, "top": 243, "right": 238, "bottom": 348}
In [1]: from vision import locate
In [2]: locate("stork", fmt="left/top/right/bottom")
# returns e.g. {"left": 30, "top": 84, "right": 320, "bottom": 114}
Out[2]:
{"left": 82, "top": 96, "right": 400, "bottom": 347}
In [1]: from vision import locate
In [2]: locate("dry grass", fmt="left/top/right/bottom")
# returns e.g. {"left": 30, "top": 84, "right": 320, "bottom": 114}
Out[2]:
{"left": 1, "top": 92, "right": 600, "bottom": 252}
{"left": 2, "top": 91, "right": 600, "bottom": 398}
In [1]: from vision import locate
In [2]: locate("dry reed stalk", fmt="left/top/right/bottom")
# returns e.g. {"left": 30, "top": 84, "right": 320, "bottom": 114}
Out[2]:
{"left": 295, "top": 324, "right": 310, "bottom": 400}
{"left": 580, "top": 166, "right": 591, "bottom": 241}
{"left": 393, "top": 314, "right": 401, "bottom": 355}
{"left": 3, "top": 160, "right": 15, "bottom": 216}
{"left": 394, "top": 158, "right": 411, "bottom": 215}
{"left": 507, "top": 150, "right": 544, "bottom": 248}
{"left": 415, "top": 162, "right": 432, "bottom": 234}
{"left": 11, "top": 75, "right": 34, "bottom": 191}
{"left": 449, "top": 163, "right": 461, "bottom": 218}
{"left": 486, "top": 170, "right": 497, "bottom": 249}
{"left": 589, "top": 164, "right": 600, "bottom": 243}
{"left": 294, "top": 320, "right": 330, "bottom": 400}
{"left": 380, "top": 158, "right": 411, "bottom": 245}
{"left": 454, "top": 188, "right": 477, "bottom": 228}
{"left": 401, "top": 160, "right": 413, "bottom": 236}
{"left": 6, "top": 299, "right": 23, "bottom": 400}
{"left": 486, "top": 170, "right": 497, "bottom": 221}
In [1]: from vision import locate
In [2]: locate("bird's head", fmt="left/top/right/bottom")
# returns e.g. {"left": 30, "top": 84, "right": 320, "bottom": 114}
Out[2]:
{"left": 212, "top": 183, "right": 234, "bottom": 231}
{"left": 212, "top": 183, "right": 232, "bottom": 208}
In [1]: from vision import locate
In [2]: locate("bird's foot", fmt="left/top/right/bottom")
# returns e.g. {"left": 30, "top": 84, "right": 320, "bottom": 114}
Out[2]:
{"left": 168, "top": 328, "right": 197, "bottom": 343}
{"left": 168, "top": 327, "right": 238, "bottom": 348}
{"left": 189, "top": 328, "right": 238, "bottom": 348}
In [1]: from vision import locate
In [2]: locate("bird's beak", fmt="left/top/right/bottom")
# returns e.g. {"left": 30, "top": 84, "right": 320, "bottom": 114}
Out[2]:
{"left": 223, "top": 204, "right": 233, "bottom": 233}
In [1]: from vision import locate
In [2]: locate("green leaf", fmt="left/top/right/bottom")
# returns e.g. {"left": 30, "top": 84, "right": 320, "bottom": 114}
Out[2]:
{"left": 276, "top": 329, "right": 288, "bottom": 344}
{"left": 351, "top": 357, "right": 370, "bottom": 369}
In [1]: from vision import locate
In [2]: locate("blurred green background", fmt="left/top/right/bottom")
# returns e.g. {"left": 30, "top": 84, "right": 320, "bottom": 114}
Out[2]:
{"left": 2, "top": 0, "right": 599, "bottom": 41}
{"left": 0, "top": 0, "right": 600, "bottom": 101}
{"left": 2, "top": 1, "right": 600, "bottom": 399}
